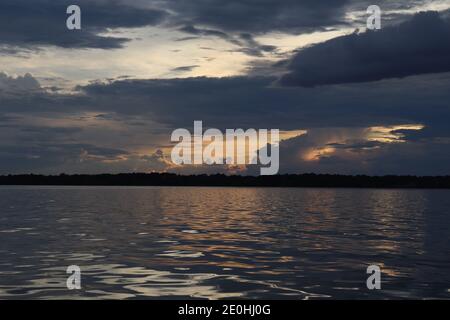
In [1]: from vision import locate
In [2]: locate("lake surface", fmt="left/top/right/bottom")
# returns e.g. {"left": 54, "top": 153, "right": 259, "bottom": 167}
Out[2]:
{"left": 0, "top": 186, "right": 449, "bottom": 299}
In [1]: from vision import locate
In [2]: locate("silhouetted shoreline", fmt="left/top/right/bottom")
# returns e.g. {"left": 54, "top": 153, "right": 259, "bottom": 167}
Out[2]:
{"left": 1, "top": 173, "right": 450, "bottom": 188}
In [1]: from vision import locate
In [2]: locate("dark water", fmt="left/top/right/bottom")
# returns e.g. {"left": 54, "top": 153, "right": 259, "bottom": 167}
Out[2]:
{"left": 0, "top": 186, "right": 449, "bottom": 300}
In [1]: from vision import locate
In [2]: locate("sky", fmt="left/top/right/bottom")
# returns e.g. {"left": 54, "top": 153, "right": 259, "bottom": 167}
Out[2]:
{"left": 1, "top": 0, "right": 450, "bottom": 175}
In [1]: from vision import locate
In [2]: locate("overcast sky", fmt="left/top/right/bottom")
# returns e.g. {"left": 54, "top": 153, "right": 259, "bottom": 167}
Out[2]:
{"left": 1, "top": 0, "right": 450, "bottom": 175}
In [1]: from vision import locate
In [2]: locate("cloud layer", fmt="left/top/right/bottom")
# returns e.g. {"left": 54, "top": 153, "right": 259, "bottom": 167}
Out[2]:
{"left": 0, "top": 0, "right": 166, "bottom": 50}
{"left": 1, "top": 70, "right": 450, "bottom": 175}
{"left": 1, "top": 3, "right": 450, "bottom": 175}
{"left": 281, "top": 11, "right": 450, "bottom": 86}
{"left": 1, "top": 0, "right": 436, "bottom": 52}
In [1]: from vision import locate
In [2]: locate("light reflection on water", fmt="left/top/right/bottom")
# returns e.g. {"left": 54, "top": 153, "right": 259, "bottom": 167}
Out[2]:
{"left": 0, "top": 186, "right": 449, "bottom": 299}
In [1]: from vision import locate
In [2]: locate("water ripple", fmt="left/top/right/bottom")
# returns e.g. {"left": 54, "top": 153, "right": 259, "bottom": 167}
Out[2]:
{"left": 0, "top": 186, "right": 449, "bottom": 299}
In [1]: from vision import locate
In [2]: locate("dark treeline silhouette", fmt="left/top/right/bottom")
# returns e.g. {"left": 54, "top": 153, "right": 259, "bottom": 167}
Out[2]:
{"left": 1, "top": 173, "right": 450, "bottom": 188}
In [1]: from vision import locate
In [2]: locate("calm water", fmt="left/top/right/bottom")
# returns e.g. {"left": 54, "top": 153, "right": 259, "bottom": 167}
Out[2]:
{"left": 0, "top": 186, "right": 449, "bottom": 299}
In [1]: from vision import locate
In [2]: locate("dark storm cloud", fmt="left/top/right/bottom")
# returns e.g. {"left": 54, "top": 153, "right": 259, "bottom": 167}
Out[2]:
{"left": 20, "top": 126, "right": 83, "bottom": 136}
{"left": 3, "top": 72, "right": 450, "bottom": 137}
{"left": 76, "top": 73, "right": 450, "bottom": 133}
{"left": 272, "top": 132, "right": 450, "bottom": 176}
{"left": 0, "top": 143, "right": 129, "bottom": 174}
{"left": 0, "top": 0, "right": 440, "bottom": 53}
{"left": 2, "top": 71, "right": 450, "bottom": 174}
{"left": 0, "top": 0, "right": 167, "bottom": 50}
{"left": 253, "top": 128, "right": 450, "bottom": 176}
{"left": 280, "top": 11, "right": 450, "bottom": 87}
{"left": 167, "top": 0, "right": 352, "bottom": 34}
{"left": 75, "top": 72, "right": 450, "bottom": 175}
{"left": 167, "top": 1, "right": 440, "bottom": 36}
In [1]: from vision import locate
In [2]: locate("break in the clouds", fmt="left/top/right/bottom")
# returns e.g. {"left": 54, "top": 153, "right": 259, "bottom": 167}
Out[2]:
{"left": 281, "top": 11, "right": 450, "bottom": 86}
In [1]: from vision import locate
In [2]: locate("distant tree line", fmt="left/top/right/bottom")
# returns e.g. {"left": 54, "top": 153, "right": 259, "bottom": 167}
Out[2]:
{"left": 0, "top": 173, "right": 450, "bottom": 188}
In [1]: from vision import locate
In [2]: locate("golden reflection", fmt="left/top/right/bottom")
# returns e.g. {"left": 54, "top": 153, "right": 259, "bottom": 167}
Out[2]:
{"left": 0, "top": 187, "right": 436, "bottom": 299}
{"left": 365, "top": 189, "right": 426, "bottom": 257}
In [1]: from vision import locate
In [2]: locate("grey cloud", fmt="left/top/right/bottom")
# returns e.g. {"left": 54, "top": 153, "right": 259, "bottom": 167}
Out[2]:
{"left": 174, "top": 36, "right": 199, "bottom": 42}
{"left": 327, "top": 140, "right": 384, "bottom": 151}
{"left": 177, "top": 25, "right": 277, "bottom": 57}
{"left": 0, "top": 0, "right": 443, "bottom": 53}
{"left": 244, "top": 59, "right": 290, "bottom": 77}
{"left": 3, "top": 72, "right": 450, "bottom": 136}
{"left": 140, "top": 149, "right": 174, "bottom": 171}
{"left": 168, "top": 1, "right": 441, "bottom": 36}
{"left": 76, "top": 73, "right": 450, "bottom": 133}
{"left": 280, "top": 11, "right": 450, "bottom": 87}
{"left": 178, "top": 25, "right": 230, "bottom": 39}
{"left": 0, "top": 72, "right": 42, "bottom": 93}
{"left": 168, "top": 0, "right": 352, "bottom": 34}
{"left": 0, "top": 143, "right": 129, "bottom": 174}
{"left": 75, "top": 73, "right": 450, "bottom": 175}
{"left": 0, "top": 0, "right": 437, "bottom": 61}
{"left": 170, "top": 65, "right": 200, "bottom": 73}
{"left": 0, "top": 0, "right": 167, "bottom": 50}
{"left": 20, "top": 126, "right": 83, "bottom": 136}
{"left": 2, "top": 71, "right": 450, "bottom": 175}
{"left": 259, "top": 128, "right": 450, "bottom": 176}
{"left": 232, "top": 33, "right": 278, "bottom": 57}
